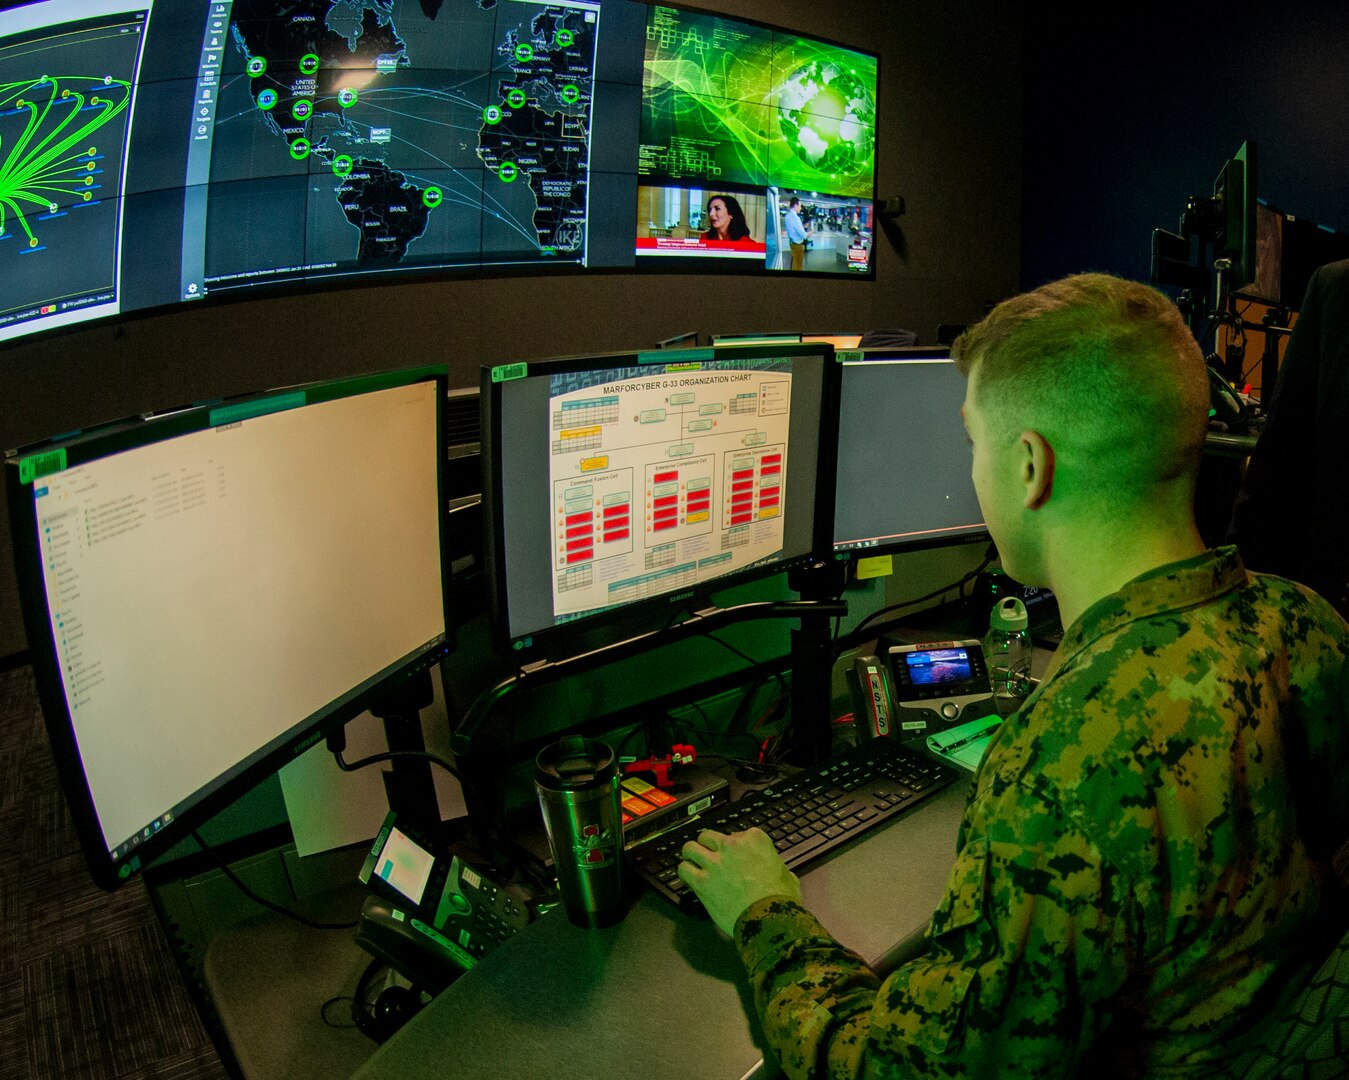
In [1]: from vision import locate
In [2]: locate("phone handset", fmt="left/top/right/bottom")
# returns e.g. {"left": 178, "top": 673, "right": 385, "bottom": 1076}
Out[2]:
{"left": 848, "top": 654, "right": 894, "bottom": 740}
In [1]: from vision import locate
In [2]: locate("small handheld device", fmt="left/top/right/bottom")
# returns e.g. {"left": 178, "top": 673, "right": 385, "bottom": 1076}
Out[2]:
{"left": 358, "top": 813, "right": 533, "bottom": 973}
{"left": 846, "top": 654, "right": 895, "bottom": 739}
{"left": 884, "top": 640, "right": 995, "bottom": 734}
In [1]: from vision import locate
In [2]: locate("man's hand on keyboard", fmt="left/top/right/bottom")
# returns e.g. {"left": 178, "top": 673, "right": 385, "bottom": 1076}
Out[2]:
{"left": 677, "top": 827, "right": 803, "bottom": 936}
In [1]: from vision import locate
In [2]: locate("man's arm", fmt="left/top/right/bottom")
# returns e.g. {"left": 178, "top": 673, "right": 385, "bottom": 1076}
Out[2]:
{"left": 681, "top": 798, "right": 1131, "bottom": 1080}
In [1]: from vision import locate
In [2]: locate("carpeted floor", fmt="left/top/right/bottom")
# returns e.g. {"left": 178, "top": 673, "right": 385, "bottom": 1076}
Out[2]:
{"left": 0, "top": 663, "right": 229, "bottom": 1080}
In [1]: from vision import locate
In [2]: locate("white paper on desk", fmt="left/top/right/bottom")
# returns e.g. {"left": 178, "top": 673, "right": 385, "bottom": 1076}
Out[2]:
{"left": 926, "top": 714, "right": 1003, "bottom": 773}
{"left": 279, "top": 665, "right": 467, "bottom": 856}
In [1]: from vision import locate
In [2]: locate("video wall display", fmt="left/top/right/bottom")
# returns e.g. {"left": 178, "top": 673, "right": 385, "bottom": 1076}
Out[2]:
{"left": 636, "top": 5, "right": 876, "bottom": 273}
{"left": 0, "top": 0, "right": 877, "bottom": 346}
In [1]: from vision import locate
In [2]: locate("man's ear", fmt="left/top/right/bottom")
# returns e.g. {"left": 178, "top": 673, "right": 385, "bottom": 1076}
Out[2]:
{"left": 1019, "top": 431, "right": 1054, "bottom": 510}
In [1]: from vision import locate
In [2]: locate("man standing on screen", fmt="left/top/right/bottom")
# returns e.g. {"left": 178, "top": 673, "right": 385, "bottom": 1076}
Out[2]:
{"left": 784, "top": 196, "right": 807, "bottom": 271}
{"left": 679, "top": 274, "right": 1349, "bottom": 1077}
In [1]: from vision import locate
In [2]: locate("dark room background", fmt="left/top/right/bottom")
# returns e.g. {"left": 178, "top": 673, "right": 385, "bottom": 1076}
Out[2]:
{"left": 4, "top": 0, "right": 1349, "bottom": 659}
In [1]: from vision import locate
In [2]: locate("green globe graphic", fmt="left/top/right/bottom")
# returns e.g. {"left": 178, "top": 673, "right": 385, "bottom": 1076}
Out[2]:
{"left": 776, "top": 61, "right": 875, "bottom": 177}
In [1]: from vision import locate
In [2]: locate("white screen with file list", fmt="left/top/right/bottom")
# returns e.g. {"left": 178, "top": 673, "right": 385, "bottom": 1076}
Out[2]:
{"left": 30, "top": 380, "right": 445, "bottom": 857}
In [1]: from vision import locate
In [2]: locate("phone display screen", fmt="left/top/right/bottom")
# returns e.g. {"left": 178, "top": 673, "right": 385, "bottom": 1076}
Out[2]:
{"left": 372, "top": 828, "right": 436, "bottom": 907}
{"left": 904, "top": 648, "right": 972, "bottom": 686}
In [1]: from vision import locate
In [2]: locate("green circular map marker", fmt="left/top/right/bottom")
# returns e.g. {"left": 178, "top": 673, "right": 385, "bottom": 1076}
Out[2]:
{"left": 289, "top": 138, "right": 311, "bottom": 160}
{"left": 257, "top": 88, "right": 278, "bottom": 110}
{"left": 292, "top": 99, "right": 312, "bottom": 120}
{"left": 246, "top": 56, "right": 266, "bottom": 77}
{"left": 498, "top": 161, "right": 517, "bottom": 183}
{"left": 423, "top": 187, "right": 442, "bottom": 208}
{"left": 299, "top": 53, "right": 320, "bottom": 75}
{"left": 506, "top": 88, "right": 526, "bottom": 108}
{"left": 338, "top": 87, "right": 358, "bottom": 107}
{"left": 514, "top": 44, "right": 533, "bottom": 63}
{"left": 560, "top": 84, "right": 579, "bottom": 104}
{"left": 483, "top": 104, "right": 502, "bottom": 124}
{"left": 333, "top": 155, "right": 353, "bottom": 176}
{"left": 556, "top": 29, "right": 574, "bottom": 47}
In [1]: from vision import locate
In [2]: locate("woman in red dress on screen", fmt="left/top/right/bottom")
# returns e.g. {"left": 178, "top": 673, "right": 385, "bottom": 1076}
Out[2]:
{"left": 702, "top": 195, "right": 754, "bottom": 243}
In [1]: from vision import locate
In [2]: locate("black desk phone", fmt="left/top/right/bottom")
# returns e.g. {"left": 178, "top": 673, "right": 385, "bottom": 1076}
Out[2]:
{"left": 847, "top": 639, "right": 995, "bottom": 740}
{"left": 355, "top": 812, "right": 536, "bottom": 994}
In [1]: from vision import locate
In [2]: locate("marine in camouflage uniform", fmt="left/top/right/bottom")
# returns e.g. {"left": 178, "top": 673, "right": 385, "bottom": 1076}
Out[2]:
{"left": 732, "top": 546, "right": 1349, "bottom": 1078}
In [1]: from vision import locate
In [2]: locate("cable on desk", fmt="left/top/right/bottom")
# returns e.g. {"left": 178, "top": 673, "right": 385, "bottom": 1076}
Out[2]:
{"left": 669, "top": 712, "right": 765, "bottom": 760}
{"left": 189, "top": 829, "right": 359, "bottom": 931}
{"left": 333, "top": 747, "right": 464, "bottom": 786}
{"left": 699, "top": 632, "right": 789, "bottom": 697}
{"left": 842, "top": 543, "right": 997, "bottom": 649}
{"left": 321, "top": 995, "right": 360, "bottom": 1030}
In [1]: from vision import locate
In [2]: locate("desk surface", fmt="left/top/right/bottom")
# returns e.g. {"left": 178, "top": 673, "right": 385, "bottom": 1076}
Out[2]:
{"left": 354, "top": 778, "right": 971, "bottom": 1080}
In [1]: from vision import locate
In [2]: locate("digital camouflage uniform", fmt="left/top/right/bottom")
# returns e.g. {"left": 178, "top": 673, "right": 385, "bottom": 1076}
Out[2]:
{"left": 734, "top": 547, "right": 1349, "bottom": 1079}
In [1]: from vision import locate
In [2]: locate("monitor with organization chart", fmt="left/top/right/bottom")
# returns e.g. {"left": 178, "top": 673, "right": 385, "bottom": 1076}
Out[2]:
{"left": 481, "top": 342, "right": 839, "bottom": 657}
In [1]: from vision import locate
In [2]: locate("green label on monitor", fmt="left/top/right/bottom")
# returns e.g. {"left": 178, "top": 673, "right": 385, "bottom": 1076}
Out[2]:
{"left": 491, "top": 363, "right": 528, "bottom": 383}
{"left": 209, "top": 392, "right": 306, "bottom": 428}
{"left": 18, "top": 448, "right": 66, "bottom": 485}
{"left": 837, "top": 350, "right": 864, "bottom": 363}
{"left": 636, "top": 349, "right": 714, "bottom": 365}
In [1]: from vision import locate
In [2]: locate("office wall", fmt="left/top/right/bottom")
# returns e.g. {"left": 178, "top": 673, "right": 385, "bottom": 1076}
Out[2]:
{"left": 1021, "top": 1, "right": 1349, "bottom": 290}
{"left": 0, "top": 1, "right": 1025, "bottom": 658}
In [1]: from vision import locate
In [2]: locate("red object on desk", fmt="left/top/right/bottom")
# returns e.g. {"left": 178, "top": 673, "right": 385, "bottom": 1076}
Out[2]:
{"left": 622, "top": 745, "right": 697, "bottom": 790}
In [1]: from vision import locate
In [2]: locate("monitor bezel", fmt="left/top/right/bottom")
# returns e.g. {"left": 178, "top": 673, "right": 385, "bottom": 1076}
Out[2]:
{"left": 831, "top": 346, "right": 991, "bottom": 560}
{"left": 481, "top": 341, "right": 840, "bottom": 659}
{"left": 4, "top": 366, "right": 453, "bottom": 890}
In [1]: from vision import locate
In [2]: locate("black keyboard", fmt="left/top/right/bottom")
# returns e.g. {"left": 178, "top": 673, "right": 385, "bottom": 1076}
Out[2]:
{"left": 628, "top": 738, "right": 961, "bottom": 914}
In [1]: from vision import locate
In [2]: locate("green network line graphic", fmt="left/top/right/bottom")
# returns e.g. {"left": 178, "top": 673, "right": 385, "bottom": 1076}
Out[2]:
{"left": 0, "top": 74, "right": 130, "bottom": 248}
{"left": 642, "top": 12, "right": 876, "bottom": 198}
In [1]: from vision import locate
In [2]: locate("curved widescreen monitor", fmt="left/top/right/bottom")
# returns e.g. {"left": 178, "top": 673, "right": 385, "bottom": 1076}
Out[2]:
{"left": 482, "top": 342, "right": 839, "bottom": 656}
{"left": 1, "top": 0, "right": 874, "bottom": 347}
{"left": 4, "top": 368, "right": 451, "bottom": 888}
{"left": 832, "top": 347, "right": 988, "bottom": 555}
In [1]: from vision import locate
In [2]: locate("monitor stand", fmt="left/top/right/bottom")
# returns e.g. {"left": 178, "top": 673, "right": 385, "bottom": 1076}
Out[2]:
{"left": 368, "top": 668, "right": 443, "bottom": 843}
{"left": 787, "top": 558, "right": 849, "bottom": 766}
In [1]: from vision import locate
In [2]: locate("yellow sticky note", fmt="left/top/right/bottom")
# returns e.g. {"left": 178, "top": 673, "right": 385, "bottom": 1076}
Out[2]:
{"left": 856, "top": 555, "right": 894, "bottom": 580}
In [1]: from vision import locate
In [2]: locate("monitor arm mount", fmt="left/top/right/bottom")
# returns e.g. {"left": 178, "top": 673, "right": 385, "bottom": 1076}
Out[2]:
{"left": 450, "top": 590, "right": 847, "bottom": 848}
{"left": 1156, "top": 195, "right": 1248, "bottom": 383}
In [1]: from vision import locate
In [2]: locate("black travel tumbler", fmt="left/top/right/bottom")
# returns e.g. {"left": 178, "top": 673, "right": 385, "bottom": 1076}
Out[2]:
{"left": 534, "top": 736, "right": 627, "bottom": 928}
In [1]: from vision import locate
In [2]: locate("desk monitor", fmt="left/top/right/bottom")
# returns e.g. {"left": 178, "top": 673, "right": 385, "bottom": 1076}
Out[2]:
{"left": 1250, "top": 200, "right": 1349, "bottom": 307}
{"left": 710, "top": 333, "right": 803, "bottom": 346}
{"left": 5, "top": 369, "right": 451, "bottom": 889}
{"left": 1214, "top": 141, "right": 1258, "bottom": 292}
{"left": 482, "top": 343, "right": 839, "bottom": 656}
{"left": 803, "top": 333, "right": 863, "bottom": 350}
{"left": 832, "top": 348, "right": 988, "bottom": 555}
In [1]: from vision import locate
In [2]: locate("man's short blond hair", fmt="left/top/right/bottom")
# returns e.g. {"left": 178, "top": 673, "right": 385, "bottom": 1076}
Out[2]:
{"left": 952, "top": 273, "right": 1209, "bottom": 500}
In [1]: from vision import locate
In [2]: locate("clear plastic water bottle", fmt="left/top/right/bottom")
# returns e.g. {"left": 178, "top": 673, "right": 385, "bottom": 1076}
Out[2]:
{"left": 985, "top": 597, "right": 1033, "bottom": 716}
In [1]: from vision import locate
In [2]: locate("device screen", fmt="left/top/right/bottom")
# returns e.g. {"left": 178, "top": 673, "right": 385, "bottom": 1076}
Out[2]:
{"left": 372, "top": 828, "right": 436, "bottom": 907}
{"left": 905, "top": 648, "right": 972, "bottom": 686}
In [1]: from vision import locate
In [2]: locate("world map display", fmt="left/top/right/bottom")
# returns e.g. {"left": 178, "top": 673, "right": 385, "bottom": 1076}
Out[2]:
{"left": 0, "top": 0, "right": 878, "bottom": 345}
{"left": 204, "top": 0, "right": 600, "bottom": 287}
